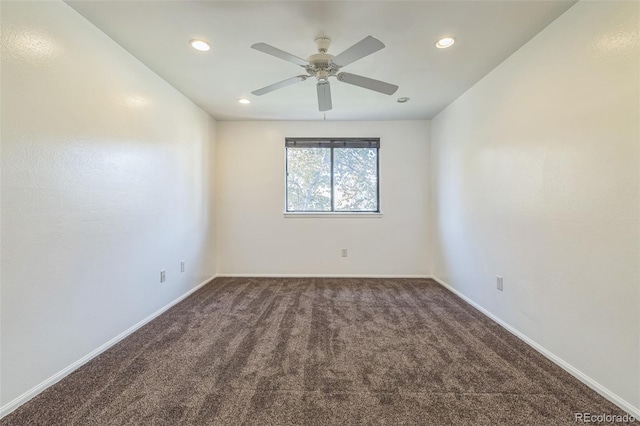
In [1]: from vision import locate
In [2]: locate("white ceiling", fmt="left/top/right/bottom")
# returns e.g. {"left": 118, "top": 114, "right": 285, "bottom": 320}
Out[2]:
{"left": 66, "top": 1, "right": 576, "bottom": 121}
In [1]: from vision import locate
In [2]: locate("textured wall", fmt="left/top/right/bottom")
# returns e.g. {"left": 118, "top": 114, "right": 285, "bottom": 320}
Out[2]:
{"left": 1, "top": 1, "right": 217, "bottom": 407}
{"left": 431, "top": 0, "right": 639, "bottom": 413}
{"left": 216, "top": 121, "right": 430, "bottom": 277}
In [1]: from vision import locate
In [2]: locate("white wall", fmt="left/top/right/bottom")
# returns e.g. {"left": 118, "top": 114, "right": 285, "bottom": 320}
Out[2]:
{"left": 430, "top": 0, "right": 639, "bottom": 414}
{"left": 0, "top": 1, "right": 216, "bottom": 410}
{"left": 216, "top": 121, "right": 429, "bottom": 276}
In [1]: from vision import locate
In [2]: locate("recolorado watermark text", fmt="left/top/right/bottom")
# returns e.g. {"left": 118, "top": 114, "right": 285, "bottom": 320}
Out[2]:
{"left": 574, "top": 412, "right": 636, "bottom": 423}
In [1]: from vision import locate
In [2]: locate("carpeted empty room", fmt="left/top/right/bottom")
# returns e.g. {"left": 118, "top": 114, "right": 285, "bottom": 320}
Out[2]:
{"left": 2, "top": 0, "right": 639, "bottom": 425}
{"left": 0, "top": 278, "right": 628, "bottom": 425}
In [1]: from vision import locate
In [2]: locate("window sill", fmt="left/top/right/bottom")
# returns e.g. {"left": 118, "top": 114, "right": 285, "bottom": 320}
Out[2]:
{"left": 283, "top": 212, "right": 383, "bottom": 218}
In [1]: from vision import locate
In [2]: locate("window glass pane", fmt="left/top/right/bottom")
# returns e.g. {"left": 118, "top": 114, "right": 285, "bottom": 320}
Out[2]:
{"left": 286, "top": 148, "right": 331, "bottom": 211}
{"left": 334, "top": 148, "right": 378, "bottom": 211}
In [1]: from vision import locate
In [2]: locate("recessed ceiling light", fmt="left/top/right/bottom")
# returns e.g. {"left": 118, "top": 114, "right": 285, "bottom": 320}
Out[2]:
{"left": 397, "top": 97, "right": 410, "bottom": 103}
{"left": 238, "top": 98, "right": 251, "bottom": 104}
{"left": 190, "top": 39, "right": 210, "bottom": 51}
{"left": 435, "top": 37, "right": 456, "bottom": 49}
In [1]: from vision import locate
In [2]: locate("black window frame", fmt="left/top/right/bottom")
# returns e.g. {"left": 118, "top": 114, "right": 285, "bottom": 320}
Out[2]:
{"left": 285, "top": 137, "right": 380, "bottom": 213}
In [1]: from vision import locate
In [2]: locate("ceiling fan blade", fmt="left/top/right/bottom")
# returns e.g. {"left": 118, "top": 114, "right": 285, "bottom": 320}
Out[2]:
{"left": 331, "top": 36, "right": 385, "bottom": 68}
{"left": 337, "top": 72, "right": 398, "bottom": 95}
{"left": 251, "top": 76, "right": 307, "bottom": 96}
{"left": 317, "top": 81, "right": 332, "bottom": 112}
{"left": 251, "top": 43, "right": 309, "bottom": 67}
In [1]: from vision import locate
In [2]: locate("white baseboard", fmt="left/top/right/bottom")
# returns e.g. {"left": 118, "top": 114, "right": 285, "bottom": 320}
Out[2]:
{"left": 0, "top": 275, "right": 216, "bottom": 419}
{"left": 430, "top": 275, "right": 640, "bottom": 418}
{"left": 216, "top": 273, "right": 430, "bottom": 278}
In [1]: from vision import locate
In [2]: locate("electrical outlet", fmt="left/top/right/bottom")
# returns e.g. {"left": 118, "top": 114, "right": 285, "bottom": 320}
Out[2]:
{"left": 341, "top": 248, "right": 348, "bottom": 257}
{"left": 496, "top": 276, "right": 503, "bottom": 291}
{"left": 180, "top": 261, "right": 185, "bottom": 273}
{"left": 160, "top": 270, "right": 166, "bottom": 283}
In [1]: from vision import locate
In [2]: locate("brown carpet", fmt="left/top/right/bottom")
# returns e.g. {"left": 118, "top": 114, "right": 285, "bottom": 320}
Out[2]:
{"left": 1, "top": 278, "right": 626, "bottom": 425}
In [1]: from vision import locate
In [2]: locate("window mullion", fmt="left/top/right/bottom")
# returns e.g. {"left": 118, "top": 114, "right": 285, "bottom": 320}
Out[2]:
{"left": 330, "top": 147, "right": 335, "bottom": 212}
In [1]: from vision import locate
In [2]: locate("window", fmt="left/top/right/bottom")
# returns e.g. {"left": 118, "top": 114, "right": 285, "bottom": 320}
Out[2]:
{"left": 285, "top": 138, "right": 380, "bottom": 213}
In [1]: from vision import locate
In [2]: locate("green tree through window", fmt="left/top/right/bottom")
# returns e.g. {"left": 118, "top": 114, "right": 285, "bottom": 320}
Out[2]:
{"left": 286, "top": 138, "right": 379, "bottom": 212}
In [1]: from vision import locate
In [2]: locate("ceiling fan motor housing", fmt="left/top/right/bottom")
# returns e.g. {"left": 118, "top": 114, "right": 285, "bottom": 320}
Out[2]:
{"left": 307, "top": 37, "right": 337, "bottom": 81}
{"left": 307, "top": 52, "right": 334, "bottom": 72}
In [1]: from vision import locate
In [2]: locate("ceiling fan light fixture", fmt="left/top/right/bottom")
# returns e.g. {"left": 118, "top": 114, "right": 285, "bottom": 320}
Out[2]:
{"left": 190, "top": 39, "right": 210, "bottom": 51}
{"left": 435, "top": 37, "right": 456, "bottom": 49}
{"left": 238, "top": 98, "right": 251, "bottom": 104}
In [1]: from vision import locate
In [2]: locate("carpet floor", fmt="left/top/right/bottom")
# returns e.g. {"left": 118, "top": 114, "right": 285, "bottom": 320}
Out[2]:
{"left": 1, "top": 277, "right": 627, "bottom": 425}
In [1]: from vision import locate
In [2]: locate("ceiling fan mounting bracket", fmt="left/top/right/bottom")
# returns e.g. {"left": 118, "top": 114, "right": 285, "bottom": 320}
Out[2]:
{"left": 314, "top": 37, "right": 331, "bottom": 53}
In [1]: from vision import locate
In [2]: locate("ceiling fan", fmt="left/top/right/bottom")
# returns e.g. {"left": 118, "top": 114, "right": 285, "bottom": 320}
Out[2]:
{"left": 250, "top": 36, "right": 399, "bottom": 112}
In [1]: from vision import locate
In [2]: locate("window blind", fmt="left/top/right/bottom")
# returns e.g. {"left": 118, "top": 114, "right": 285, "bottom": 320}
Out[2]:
{"left": 285, "top": 138, "right": 380, "bottom": 149}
